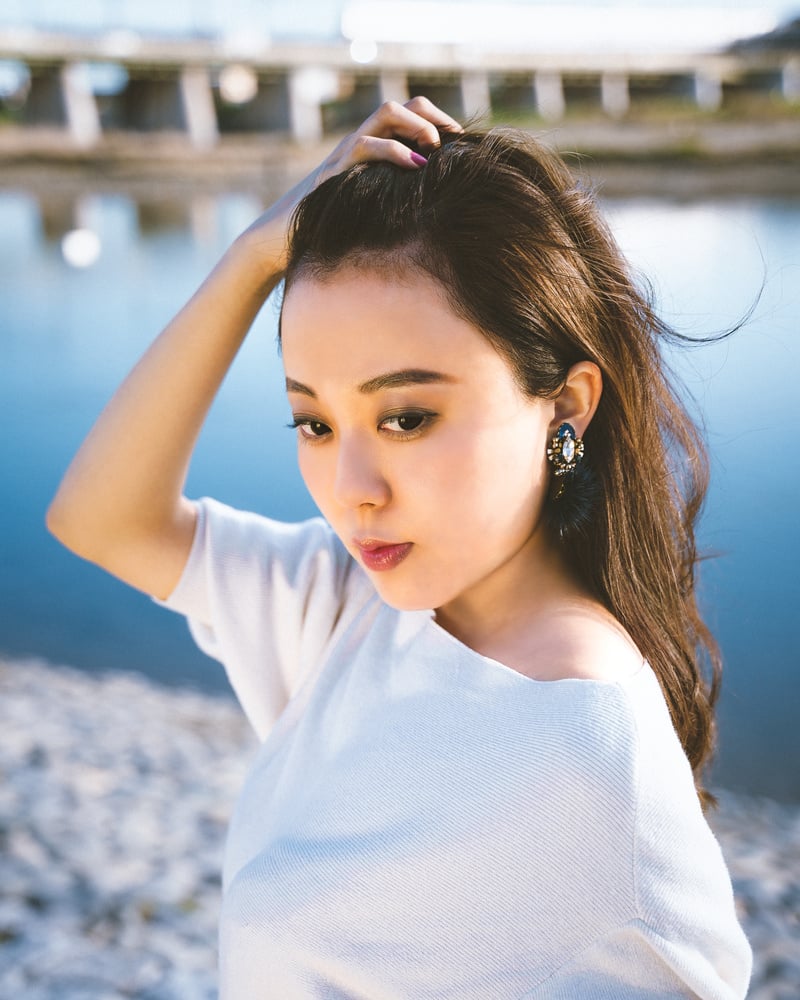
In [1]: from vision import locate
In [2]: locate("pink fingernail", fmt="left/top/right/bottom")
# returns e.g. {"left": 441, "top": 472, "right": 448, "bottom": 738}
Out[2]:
{"left": 410, "top": 151, "right": 428, "bottom": 167}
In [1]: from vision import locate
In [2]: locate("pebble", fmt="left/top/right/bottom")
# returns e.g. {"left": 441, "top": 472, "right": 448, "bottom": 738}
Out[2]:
{"left": 1, "top": 657, "right": 797, "bottom": 999}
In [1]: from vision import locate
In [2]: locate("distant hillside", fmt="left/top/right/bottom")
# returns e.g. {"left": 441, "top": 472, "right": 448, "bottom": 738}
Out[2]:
{"left": 730, "top": 16, "right": 800, "bottom": 52}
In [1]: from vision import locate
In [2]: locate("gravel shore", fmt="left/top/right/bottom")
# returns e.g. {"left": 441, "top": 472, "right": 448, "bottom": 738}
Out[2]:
{"left": 1, "top": 657, "right": 797, "bottom": 999}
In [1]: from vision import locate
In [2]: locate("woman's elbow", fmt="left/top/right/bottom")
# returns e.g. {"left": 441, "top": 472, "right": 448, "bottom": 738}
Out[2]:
{"left": 45, "top": 490, "right": 94, "bottom": 560}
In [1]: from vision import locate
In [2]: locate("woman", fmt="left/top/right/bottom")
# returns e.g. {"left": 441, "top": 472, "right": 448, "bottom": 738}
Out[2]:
{"left": 47, "top": 98, "right": 751, "bottom": 998}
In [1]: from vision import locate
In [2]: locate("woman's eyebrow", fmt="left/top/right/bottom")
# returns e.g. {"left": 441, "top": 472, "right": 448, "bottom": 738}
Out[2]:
{"left": 285, "top": 369, "right": 457, "bottom": 398}
{"left": 285, "top": 377, "right": 317, "bottom": 397}
{"left": 358, "top": 369, "right": 457, "bottom": 393}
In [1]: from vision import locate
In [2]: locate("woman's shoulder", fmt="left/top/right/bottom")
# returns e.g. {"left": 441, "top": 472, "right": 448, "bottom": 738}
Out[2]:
{"left": 192, "top": 495, "right": 335, "bottom": 545}
{"left": 518, "top": 597, "right": 644, "bottom": 685}
{"left": 492, "top": 609, "right": 693, "bottom": 810}
{"left": 182, "top": 496, "right": 365, "bottom": 588}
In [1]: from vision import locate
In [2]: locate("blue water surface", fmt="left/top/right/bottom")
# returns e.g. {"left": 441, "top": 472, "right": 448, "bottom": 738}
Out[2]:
{"left": 1, "top": 184, "right": 798, "bottom": 799}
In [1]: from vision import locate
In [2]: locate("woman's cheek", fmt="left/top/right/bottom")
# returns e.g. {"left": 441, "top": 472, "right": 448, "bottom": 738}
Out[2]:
{"left": 297, "top": 448, "right": 331, "bottom": 508}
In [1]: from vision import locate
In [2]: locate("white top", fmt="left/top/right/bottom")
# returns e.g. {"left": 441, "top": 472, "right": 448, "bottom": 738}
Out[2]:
{"left": 162, "top": 497, "right": 752, "bottom": 999}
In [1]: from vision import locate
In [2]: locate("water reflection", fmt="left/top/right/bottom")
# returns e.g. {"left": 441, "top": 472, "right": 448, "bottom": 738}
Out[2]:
{"left": 21, "top": 186, "right": 263, "bottom": 250}
{"left": 1, "top": 183, "right": 798, "bottom": 800}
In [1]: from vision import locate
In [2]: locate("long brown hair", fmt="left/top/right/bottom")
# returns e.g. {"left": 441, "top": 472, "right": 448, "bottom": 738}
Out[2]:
{"left": 283, "top": 127, "right": 721, "bottom": 806}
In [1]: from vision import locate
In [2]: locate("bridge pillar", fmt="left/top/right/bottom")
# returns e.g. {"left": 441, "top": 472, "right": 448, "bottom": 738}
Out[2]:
{"left": 180, "top": 66, "right": 218, "bottom": 149}
{"left": 379, "top": 70, "right": 409, "bottom": 105}
{"left": 460, "top": 71, "right": 491, "bottom": 121}
{"left": 783, "top": 58, "right": 800, "bottom": 102}
{"left": 534, "top": 70, "right": 565, "bottom": 121}
{"left": 601, "top": 72, "right": 629, "bottom": 119}
{"left": 61, "top": 63, "right": 102, "bottom": 147}
{"left": 288, "top": 67, "right": 328, "bottom": 143}
{"left": 694, "top": 70, "right": 722, "bottom": 111}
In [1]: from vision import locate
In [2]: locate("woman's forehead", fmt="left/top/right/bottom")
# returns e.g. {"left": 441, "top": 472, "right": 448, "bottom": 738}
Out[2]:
{"left": 281, "top": 271, "right": 518, "bottom": 397}
{"left": 283, "top": 270, "right": 467, "bottom": 350}
{"left": 284, "top": 263, "right": 442, "bottom": 313}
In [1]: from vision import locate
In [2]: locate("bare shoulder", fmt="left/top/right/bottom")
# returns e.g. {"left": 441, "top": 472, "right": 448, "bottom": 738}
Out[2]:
{"left": 524, "top": 600, "right": 644, "bottom": 683}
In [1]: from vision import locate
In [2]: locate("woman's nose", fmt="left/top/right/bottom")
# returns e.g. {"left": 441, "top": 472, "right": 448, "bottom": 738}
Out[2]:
{"left": 333, "top": 436, "right": 391, "bottom": 510}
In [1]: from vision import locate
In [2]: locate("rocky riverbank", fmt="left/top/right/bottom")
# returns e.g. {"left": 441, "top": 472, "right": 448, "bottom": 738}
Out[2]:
{"left": 1, "top": 657, "right": 797, "bottom": 999}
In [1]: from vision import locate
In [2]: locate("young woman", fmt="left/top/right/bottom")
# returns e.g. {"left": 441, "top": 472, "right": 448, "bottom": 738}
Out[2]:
{"left": 48, "top": 98, "right": 751, "bottom": 998}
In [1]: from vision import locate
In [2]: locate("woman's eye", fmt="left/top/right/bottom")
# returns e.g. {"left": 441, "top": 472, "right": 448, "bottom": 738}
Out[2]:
{"left": 380, "top": 412, "right": 432, "bottom": 434}
{"left": 290, "top": 419, "right": 331, "bottom": 440}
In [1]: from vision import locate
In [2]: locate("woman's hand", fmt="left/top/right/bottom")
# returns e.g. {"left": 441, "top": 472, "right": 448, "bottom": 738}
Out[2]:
{"left": 240, "top": 97, "right": 463, "bottom": 286}
{"left": 315, "top": 95, "right": 462, "bottom": 180}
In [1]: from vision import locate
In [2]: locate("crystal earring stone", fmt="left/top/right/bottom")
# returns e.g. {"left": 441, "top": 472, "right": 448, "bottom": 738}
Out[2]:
{"left": 547, "top": 422, "right": 584, "bottom": 476}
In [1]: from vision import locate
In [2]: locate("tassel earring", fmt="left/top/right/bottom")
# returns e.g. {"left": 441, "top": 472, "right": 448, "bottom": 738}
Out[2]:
{"left": 545, "top": 422, "right": 597, "bottom": 542}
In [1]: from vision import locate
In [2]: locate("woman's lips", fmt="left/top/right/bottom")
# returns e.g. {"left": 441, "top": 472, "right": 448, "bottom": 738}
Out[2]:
{"left": 354, "top": 540, "right": 413, "bottom": 572}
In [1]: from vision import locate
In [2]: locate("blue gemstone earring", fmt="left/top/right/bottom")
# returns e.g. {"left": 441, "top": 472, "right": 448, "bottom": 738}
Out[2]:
{"left": 544, "top": 422, "right": 597, "bottom": 541}
{"left": 547, "top": 422, "right": 585, "bottom": 478}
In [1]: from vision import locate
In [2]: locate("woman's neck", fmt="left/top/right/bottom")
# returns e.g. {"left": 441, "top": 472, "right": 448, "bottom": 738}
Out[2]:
{"left": 433, "top": 526, "right": 583, "bottom": 654}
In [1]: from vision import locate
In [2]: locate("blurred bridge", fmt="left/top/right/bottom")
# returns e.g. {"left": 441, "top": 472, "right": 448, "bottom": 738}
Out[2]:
{"left": 1, "top": 28, "right": 798, "bottom": 149}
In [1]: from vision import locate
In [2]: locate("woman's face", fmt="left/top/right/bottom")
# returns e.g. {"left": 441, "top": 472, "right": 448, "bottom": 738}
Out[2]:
{"left": 280, "top": 268, "right": 556, "bottom": 616}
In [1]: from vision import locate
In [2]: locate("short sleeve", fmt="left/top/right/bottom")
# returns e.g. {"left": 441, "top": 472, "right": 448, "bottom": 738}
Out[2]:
{"left": 584, "top": 668, "right": 751, "bottom": 999}
{"left": 522, "top": 668, "right": 752, "bottom": 999}
{"left": 158, "top": 497, "right": 373, "bottom": 740}
{"left": 632, "top": 733, "right": 753, "bottom": 997}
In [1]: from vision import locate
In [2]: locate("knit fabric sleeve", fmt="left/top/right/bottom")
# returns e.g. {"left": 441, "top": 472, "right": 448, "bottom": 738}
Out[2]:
{"left": 158, "top": 497, "right": 372, "bottom": 740}
{"left": 524, "top": 825, "right": 750, "bottom": 1000}
{"left": 523, "top": 670, "right": 752, "bottom": 1000}
{"left": 519, "top": 919, "right": 745, "bottom": 999}
{"left": 628, "top": 697, "right": 753, "bottom": 1000}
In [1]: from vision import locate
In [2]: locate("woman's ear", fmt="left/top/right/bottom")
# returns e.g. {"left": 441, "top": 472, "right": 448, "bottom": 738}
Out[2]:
{"left": 551, "top": 361, "right": 602, "bottom": 437}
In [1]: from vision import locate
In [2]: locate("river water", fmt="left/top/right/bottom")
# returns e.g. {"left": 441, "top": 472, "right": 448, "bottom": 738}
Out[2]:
{"left": 1, "top": 182, "right": 798, "bottom": 800}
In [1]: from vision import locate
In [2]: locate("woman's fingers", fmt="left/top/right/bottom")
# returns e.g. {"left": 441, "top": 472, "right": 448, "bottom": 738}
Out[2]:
{"left": 319, "top": 97, "right": 463, "bottom": 180}
{"left": 405, "top": 94, "right": 463, "bottom": 133}
{"left": 362, "top": 97, "right": 463, "bottom": 150}
{"left": 346, "top": 134, "right": 427, "bottom": 169}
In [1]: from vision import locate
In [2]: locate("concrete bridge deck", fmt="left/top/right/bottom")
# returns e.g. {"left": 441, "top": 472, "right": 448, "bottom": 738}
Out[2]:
{"left": 1, "top": 29, "right": 798, "bottom": 150}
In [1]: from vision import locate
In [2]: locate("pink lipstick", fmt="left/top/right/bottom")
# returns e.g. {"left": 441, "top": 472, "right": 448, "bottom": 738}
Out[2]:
{"left": 354, "top": 540, "right": 413, "bottom": 572}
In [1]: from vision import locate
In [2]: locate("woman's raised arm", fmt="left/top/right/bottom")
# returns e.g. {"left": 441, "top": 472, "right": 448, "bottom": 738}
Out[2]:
{"left": 46, "top": 98, "right": 460, "bottom": 601}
